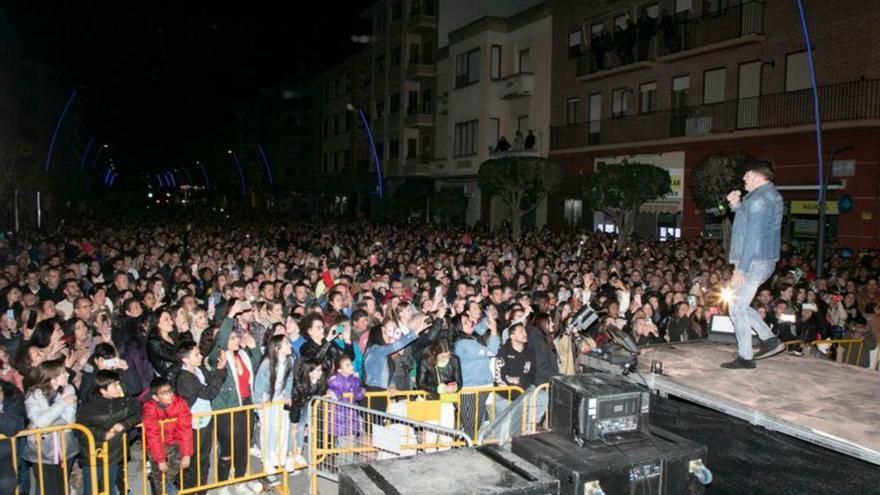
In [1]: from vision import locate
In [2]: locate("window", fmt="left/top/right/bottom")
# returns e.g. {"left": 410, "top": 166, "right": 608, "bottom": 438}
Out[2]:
{"left": 332, "top": 115, "right": 340, "bottom": 135}
{"left": 564, "top": 199, "right": 583, "bottom": 228}
{"left": 421, "top": 88, "right": 432, "bottom": 114}
{"left": 391, "top": 1, "right": 402, "bottom": 21}
{"left": 375, "top": 55, "right": 385, "bottom": 75}
{"left": 489, "top": 117, "right": 500, "bottom": 149}
{"left": 591, "top": 23, "right": 604, "bottom": 37}
{"left": 376, "top": 10, "right": 386, "bottom": 32}
{"left": 674, "top": 0, "right": 691, "bottom": 13}
{"left": 455, "top": 48, "right": 480, "bottom": 87}
{"left": 566, "top": 97, "right": 580, "bottom": 124}
{"left": 517, "top": 115, "right": 529, "bottom": 134}
{"left": 420, "top": 136, "right": 433, "bottom": 162}
{"left": 785, "top": 51, "right": 811, "bottom": 92}
{"left": 518, "top": 48, "right": 531, "bottom": 73}
{"left": 614, "top": 15, "right": 628, "bottom": 30}
{"left": 644, "top": 3, "right": 659, "bottom": 18}
{"left": 391, "top": 46, "right": 402, "bottom": 67}
{"left": 672, "top": 75, "right": 690, "bottom": 108}
{"left": 703, "top": 68, "right": 726, "bottom": 104}
{"left": 612, "top": 88, "right": 631, "bottom": 117}
{"left": 490, "top": 45, "right": 502, "bottom": 79}
{"left": 409, "top": 43, "right": 420, "bottom": 64}
{"left": 389, "top": 139, "right": 399, "bottom": 159}
{"left": 640, "top": 82, "right": 657, "bottom": 113}
{"left": 407, "top": 91, "right": 418, "bottom": 114}
{"left": 407, "top": 138, "right": 418, "bottom": 158}
{"left": 423, "top": 41, "right": 434, "bottom": 64}
{"left": 588, "top": 93, "right": 602, "bottom": 134}
{"left": 454, "top": 120, "right": 478, "bottom": 156}
{"left": 376, "top": 98, "right": 385, "bottom": 118}
{"left": 390, "top": 92, "right": 400, "bottom": 113}
{"left": 568, "top": 31, "right": 582, "bottom": 59}
{"left": 707, "top": 0, "right": 729, "bottom": 14}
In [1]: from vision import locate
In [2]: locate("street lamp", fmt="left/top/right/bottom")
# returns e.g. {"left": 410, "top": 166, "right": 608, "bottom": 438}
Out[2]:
{"left": 816, "top": 145, "right": 854, "bottom": 277}
{"left": 347, "top": 103, "right": 384, "bottom": 199}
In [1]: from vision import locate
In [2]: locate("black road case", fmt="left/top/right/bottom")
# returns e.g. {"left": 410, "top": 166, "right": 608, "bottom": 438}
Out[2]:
{"left": 338, "top": 445, "right": 560, "bottom": 495}
{"left": 511, "top": 427, "right": 709, "bottom": 495}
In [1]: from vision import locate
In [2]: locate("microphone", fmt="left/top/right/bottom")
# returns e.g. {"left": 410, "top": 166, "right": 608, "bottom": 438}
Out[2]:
{"left": 706, "top": 189, "right": 745, "bottom": 216}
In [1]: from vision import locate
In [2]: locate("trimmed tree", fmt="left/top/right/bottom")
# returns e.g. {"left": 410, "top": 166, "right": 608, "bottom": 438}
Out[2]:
{"left": 690, "top": 152, "right": 754, "bottom": 257}
{"left": 583, "top": 160, "right": 671, "bottom": 248}
{"left": 478, "top": 156, "right": 565, "bottom": 237}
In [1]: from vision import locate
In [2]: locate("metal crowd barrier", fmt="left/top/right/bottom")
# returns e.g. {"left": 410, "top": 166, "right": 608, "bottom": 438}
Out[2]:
{"left": 307, "top": 395, "right": 473, "bottom": 495}
{"left": 783, "top": 338, "right": 868, "bottom": 368}
{"left": 0, "top": 423, "right": 108, "bottom": 495}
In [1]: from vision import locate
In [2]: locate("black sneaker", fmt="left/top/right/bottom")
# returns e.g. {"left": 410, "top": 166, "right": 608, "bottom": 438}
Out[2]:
{"left": 720, "top": 356, "right": 756, "bottom": 369}
{"left": 753, "top": 337, "right": 785, "bottom": 360}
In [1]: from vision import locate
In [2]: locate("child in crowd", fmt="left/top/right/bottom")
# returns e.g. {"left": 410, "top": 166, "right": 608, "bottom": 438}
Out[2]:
{"left": 142, "top": 377, "right": 193, "bottom": 495}
{"left": 289, "top": 358, "right": 328, "bottom": 467}
{"left": 175, "top": 340, "right": 227, "bottom": 494}
{"left": 327, "top": 355, "right": 366, "bottom": 461}
{"left": 77, "top": 370, "right": 142, "bottom": 495}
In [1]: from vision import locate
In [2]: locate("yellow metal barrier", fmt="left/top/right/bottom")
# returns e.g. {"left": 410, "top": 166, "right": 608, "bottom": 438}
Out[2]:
{"left": 122, "top": 401, "right": 290, "bottom": 495}
{"left": 523, "top": 382, "right": 550, "bottom": 434}
{"left": 308, "top": 395, "right": 473, "bottom": 495}
{"left": 0, "top": 423, "right": 109, "bottom": 495}
{"left": 784, "top": 338, "right": 867, "bottom": 367}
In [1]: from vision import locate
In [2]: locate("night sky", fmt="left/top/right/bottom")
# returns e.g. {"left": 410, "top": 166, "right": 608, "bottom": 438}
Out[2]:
{"left": 6, "top": 1, "right": 373, "bottom": 173}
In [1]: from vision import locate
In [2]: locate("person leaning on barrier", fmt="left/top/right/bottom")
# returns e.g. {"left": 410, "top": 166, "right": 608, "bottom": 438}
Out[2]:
{"left": 417, "top": 339, "right": 462, "bottom": 400}
{"left": 23, "top": 359, "right": 80, "bottom": 492}
{"left": 77, "top": 370, "right": 141, "bottom": 495}
{"left": 0, "top": 380, "right": 26, "bottom": 495}
{"left": 142, "top": 376, "right": 193, "bottom": 495}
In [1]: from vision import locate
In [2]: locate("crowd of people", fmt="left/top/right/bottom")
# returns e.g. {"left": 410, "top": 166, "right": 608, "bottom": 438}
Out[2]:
{"left": 0, "top": 213, "right": 878, "bottom": 494}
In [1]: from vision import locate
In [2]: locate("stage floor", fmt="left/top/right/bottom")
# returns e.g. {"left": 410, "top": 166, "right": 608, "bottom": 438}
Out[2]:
{"left": 597, "top": 342, "right": 880, "bottom": 466}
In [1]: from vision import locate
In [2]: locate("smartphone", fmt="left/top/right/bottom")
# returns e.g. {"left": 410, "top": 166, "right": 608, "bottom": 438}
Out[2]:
{"left": 4, "top": 309, "right": 13, "bottom": 321}
{"left": 780, "top": 314, "right": 796, "bottom": 323}
{"left": 687, "top": 295, "right": 697, "bottom": 307}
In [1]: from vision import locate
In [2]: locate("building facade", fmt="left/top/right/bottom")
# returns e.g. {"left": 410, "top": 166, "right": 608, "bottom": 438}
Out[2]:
{"left": 549, "top": 0, "right": 880, "bottom": 250}
{"left": 361, "top": 0, "right": 439, "bottom": 181}
{"left": 433, "top": 2, "right": 553, "bottom": 227}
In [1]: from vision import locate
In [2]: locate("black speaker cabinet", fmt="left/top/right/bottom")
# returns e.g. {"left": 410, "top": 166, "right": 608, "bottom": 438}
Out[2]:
{"left": 338, "top": 445, "right": 559, "bottom": 495}
{"left": 512, "top": 428, "right": 709, "bottom": 495}
{"left": 549, "top": 373, "right": 650, "bottom": 446}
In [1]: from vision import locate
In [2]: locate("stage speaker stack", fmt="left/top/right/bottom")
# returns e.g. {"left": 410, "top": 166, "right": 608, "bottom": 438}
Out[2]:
{"left": 338, "top": 445, "right": 559, "bottom": 495}
{"left": 512, "top": 374, "right": 712, "bottom": 495}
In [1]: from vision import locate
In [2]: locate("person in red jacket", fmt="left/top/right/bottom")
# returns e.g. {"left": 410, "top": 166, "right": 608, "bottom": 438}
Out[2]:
{"left": 143, "top": 376, "right": 194, "bottom": 495}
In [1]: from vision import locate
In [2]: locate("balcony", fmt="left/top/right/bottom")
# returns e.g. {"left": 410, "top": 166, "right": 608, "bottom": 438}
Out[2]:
{"left": 551, "top": 79, "right": 880, "bottom": 150}
{"left": 405, "top": 106, "right": 434, "bottom": 127}
{"left": 407, "top": 9, "right": 437, "bottom": 36}
{"left": 656, "top": 1, "right": 765, "bottom": 60}
{"left": 496, "top": 72, "right": 534, "bottom": 100}
{"left": 576, "top": 1, "right": 764, "bottom": 80}
{"left": 405, "top": 60, "right": 435, "bottom": 80}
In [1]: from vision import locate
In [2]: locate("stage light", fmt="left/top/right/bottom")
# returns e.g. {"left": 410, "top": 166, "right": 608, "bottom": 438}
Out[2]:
{"left": 720, "top": 287, "right": 735, "bottom": 304}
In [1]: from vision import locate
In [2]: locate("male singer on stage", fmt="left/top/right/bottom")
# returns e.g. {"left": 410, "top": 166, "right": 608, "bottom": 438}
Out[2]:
{"left": 721, "top": 161, "right": 786, "bottom": 369}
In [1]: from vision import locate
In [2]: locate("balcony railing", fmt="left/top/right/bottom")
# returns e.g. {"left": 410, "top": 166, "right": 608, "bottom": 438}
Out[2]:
{"left": 551, "top": 79, "right": 880, "bottom": 150}
{"left": 577, "top": 1, "right": 764, "bottom": 78}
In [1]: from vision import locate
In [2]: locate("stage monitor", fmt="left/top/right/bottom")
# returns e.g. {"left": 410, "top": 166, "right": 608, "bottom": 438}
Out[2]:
{"left": 707, "top": 315, "right": 759, "bottom": 345}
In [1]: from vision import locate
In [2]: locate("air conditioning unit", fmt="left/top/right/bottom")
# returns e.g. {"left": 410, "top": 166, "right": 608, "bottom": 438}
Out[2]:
{"left": 685, "top": 117, "right": 712, "bottom": 136}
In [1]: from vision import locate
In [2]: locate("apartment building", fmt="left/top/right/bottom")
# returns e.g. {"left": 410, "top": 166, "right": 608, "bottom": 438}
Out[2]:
{"left": 317, "top": 51, "right": 371, "bottom": 178}
{"left": 549, "top": 0, "right": 880, "bottom": 249}
{"left": 361, "top": 0, "right": 439, "bottom": 182}
{"left": 433, "top": 2, "right": 552, "bottom": 227}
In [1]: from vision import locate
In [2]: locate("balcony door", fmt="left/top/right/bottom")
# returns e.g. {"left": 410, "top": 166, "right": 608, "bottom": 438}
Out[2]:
{"left": 737, "top": 61, "right": 761, "bottom": 128}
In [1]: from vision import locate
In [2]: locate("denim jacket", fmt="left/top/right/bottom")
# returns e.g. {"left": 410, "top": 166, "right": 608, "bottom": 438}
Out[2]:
{"left": 362, "top": 332, "right": 418, "bottom": 388}
{"left": 728, "top": 182, "right": 783, "bottom": 272}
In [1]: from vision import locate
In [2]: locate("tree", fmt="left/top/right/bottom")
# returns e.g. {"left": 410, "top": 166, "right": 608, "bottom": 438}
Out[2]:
{"left": 478, "top": 156, "right": 565, "bottom": 238}
{"left": 690, "top": 152, "right": 754, "bottom": 257}
{"left": 583, "top": 160, "right": 671, "bottom": 248}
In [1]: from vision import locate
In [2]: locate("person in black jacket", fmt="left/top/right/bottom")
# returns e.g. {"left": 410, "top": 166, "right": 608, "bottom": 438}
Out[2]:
{"left": 527, "top": 312, "right": 560, "bottom": 386}
{"left": 79, "top": 343, "right": 143, "bottom": 402}
{"left": 494, "top": 323, "right": 536, "bottom": 400}
{"left": 175, "top": 341, "right": 226, "bottom": 494}
{"left": 417, "top": 339, "right": 462, "bottom": 400}
{"left": 0, "top": 380, "right": 26, "bottom": 495}
{"left": 146, "top": 309, "right": 183, "bottom": 378}
{"left": 76, "top": 370, "right": 142, "bottom": 495}
{"left": 299, "top": 312, "right": 355, "bottom": 374}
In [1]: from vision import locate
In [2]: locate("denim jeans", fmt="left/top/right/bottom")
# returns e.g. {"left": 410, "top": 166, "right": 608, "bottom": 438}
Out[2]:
{"left": 730, "top": 260, "right": 776, "bottom": 359}
{"left": 83, "top": 464, "right": 119, "bottom": 495}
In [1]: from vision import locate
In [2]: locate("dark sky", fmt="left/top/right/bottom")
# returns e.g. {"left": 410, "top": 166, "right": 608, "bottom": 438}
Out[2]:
{"left": 7, "top": 1, "right": 373, "bottom": 173}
